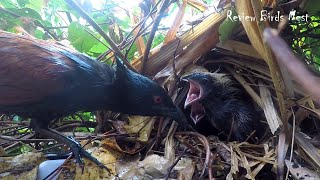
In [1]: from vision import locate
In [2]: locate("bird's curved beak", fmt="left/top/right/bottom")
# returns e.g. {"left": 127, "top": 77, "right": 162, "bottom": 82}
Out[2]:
{"left": 167, "top": 105, "right": 188, "bottom": 126}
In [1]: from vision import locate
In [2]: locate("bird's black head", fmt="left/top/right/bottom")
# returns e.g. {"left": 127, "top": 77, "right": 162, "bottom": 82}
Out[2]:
{"left": 182, "top": 73, "right": 221, "bottom": 106}
{"left": 112, "top": 58, "right": 186, "bottom": 124}
{"left": 182, "top": 72, "right": 232, "bottom": 124}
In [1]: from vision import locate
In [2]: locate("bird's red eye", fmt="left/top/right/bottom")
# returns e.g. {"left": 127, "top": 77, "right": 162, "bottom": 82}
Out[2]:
{"left": 153, "top": 96, "right": 162, "bottom": 104}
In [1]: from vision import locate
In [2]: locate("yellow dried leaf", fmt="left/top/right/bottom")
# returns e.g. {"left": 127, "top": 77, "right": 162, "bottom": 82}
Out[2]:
{"left": 125, "top": 116, "right": 155, "bottom": 142}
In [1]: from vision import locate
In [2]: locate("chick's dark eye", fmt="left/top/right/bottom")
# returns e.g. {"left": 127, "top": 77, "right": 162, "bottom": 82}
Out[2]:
{"left": 153, "top": 95, "right": 162, "bottom": 104}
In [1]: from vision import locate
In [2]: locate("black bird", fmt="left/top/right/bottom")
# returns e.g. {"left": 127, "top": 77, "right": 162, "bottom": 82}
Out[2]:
{"left": 183, "top": 72, "right": 262, "bottom": 141}
{"left": 0, "top": 31, "right": 185, "bottom": 168}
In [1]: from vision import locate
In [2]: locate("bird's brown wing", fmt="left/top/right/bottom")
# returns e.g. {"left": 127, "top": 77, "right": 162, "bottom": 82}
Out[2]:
{"left": 0, "top": 31, "right": 76, "bottom": 105}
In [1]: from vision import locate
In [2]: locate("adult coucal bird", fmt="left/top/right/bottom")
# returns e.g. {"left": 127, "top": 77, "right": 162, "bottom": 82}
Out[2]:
{"left": 0, "top": 31, "right": 185, "bottom": 168}
{"left": 183, "top": 71, "right": 262, "bottom": 141}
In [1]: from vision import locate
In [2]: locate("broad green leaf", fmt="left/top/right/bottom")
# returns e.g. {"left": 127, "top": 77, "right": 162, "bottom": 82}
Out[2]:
{"left": 68, "top": 22, "right": 99, "bottom": 53}
{"left": 42, "top": 20, "right": 52, "bottom": 27}
{"left": 218, "top": 7, "right": 239, "bottom": 43}
{"left": 6, "top": 8, "right": 42, "bottom": 21}
{"left": 118, "top": 15, "right": 131, "bottom": 30}
{"left": 304, "top": 0, "right": 320, "bottom": 15}
{"left": 34, "top": 29, "right": 44, "bottom": 39}
{"left": 0, "top": 0, "right": 19, "bottom": 8}
{"left": 151, "top": 33, "right": 165, "bottom": 48}
{"left": 89, "top": 43, "right": 109, "bottom": 57}
{"left": 25, "top": 0, "right": 44, "bottom": 12}
{"left": 91, "top": 13, "right": 110, "bottom": 31}
{"left": 0, "top": 13, "right": 22, "bottom": 30}
{"left": 47, "top": 0, "right": 68, "bottom": 12}
{"left": 17, "top": 0, "right": 30, "bottom": 7}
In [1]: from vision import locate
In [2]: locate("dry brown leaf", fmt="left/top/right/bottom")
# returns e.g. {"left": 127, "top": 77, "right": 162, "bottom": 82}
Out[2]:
{"left": 188, "top": 0, "right": 209, "bottom": 12}
{"left": 101, "top": 138, "right": 125, "bottom": 152}
{"left": 259, "top": 81, "right": 281, "bottom": 134}
{"left": 0, "top": 147, "right": 6, "bottom": 156}
{"left": 295, "top": 107, "right": 310, "bottom": 124}
{"left": 131, "top": 14, "right": 146, "bottom": 56}
{"left": 125, "top": 116, "right": 155, "bottom": 142}
{"left": 285, "top": 160, "right": 320, "bottom": 180}
{"left": 261, "top": 0, "right": 277, "bottom": 7}
{"left": 163, "top": 0, "right": 187, "bottom": 45}
{"left": 140, "top": 154, "right": 171, "bottom": 177}
{"left": 295, "top": 130, "right": 320, "bottom": 168}
{"left": 251, "top": 148, "right": 275, "bottom": 177}
{"left": 116, "top": 154, "right": 194, "bottom": 179}
{"left": 216, "top": 40, "right": 262, "bottom": 60}
{"left": 0, "top": 152, "right": 45, "bottom": 174}
{"left": 0, "top": 166, "right": 38, "bottom": 180}
{"left": 235, "top": 1, "right": 266, "bottom": 59}
{"left": 0, "top": 152, "right": 44, "bottom": 179}
{"left": 112, "top": 120, "right": 128, "bottom": 134}
{"left": 101, "top": 138, "right": 140, "bottom": 154}
{"left": 61, "top": 147, "right": 120, "bottom": 179}
{"left": 216, "top": 142, "right": 232, "bottom": 164}
{"left": 230, "top": 144, "right": 239, "bottom": 175}
{"left": 155, "top": 27, "right": 221, "bottom": 79}
{"left": 236, "top": 1, "right": 287, "bottom": 122}
{"left": 234, "top": 145, "right": 254, "bottom": 179}
{"left": 226, "top": 171, "right": 234, "bottom": 180}
{"left": 116, "top": 155, "right": 151, "bottom": 179}
{"left": 177, "top": 158, "right": 195, "bottom": 180}
{"left": 164, "top": 121, "right": 177, "bottom": 162}
{"left": 134, "top": 10, "right": 226, "bottom": 76}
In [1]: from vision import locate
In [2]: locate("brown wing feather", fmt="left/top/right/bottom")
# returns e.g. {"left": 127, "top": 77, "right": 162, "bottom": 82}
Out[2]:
{"left": 0, "top": 31, "right": 74, "bottom": 105}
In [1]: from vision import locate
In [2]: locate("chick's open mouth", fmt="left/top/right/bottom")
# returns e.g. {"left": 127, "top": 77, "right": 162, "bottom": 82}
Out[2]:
{"left": 184, "top": 79, "right": 206, "bottom": 124}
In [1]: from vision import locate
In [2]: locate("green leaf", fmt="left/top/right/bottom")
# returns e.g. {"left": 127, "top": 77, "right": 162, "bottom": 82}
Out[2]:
{"left": 34, "top": 29, "right": 45, "bottom": 39}
{"left": 25, "top": 0, "right": 44, "bottom": 12}
{"left": 68, "top": 22, "right": 99, "bottom": 53}
{"left": 89, "top": 43, "right": 108, "bottom": 57}
{"left": 47, "top": 0, "right": 68, "bottom": 12}
{"left": 17, "top": 0, "right": 30, "bottom": 7}
{"left": 304, "top": 0, "right": 320, "bottom": 15}
{"left": 7, "top": 8, "right": 42, "bottom": 21}
{"left": 0, "top": 13, "right": 22, "bottom": 30}
{"left": 219, "top": 7, "right": 240, "bottom": 43}
{"left": 151, "top": 33, "right": 165, "bottom": 48}
{"left": 0, "top": 0, "right": 19, "bottom": 8}
{"left": 91, "top": 14, "right": 110, "bottom": 31}
{"left": 118, "top": 16, "right": 131, "bottom": 30}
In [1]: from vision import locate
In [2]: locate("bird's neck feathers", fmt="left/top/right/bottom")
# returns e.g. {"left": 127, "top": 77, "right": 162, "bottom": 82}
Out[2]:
{"left": 82, "top": 58, "right": 150, "bottom": 113}
{"left": 95, "top": 59, "right": 136, "bottom": 111}
{"left": 113, "top": 58, "right": 145, "bottom": 88}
